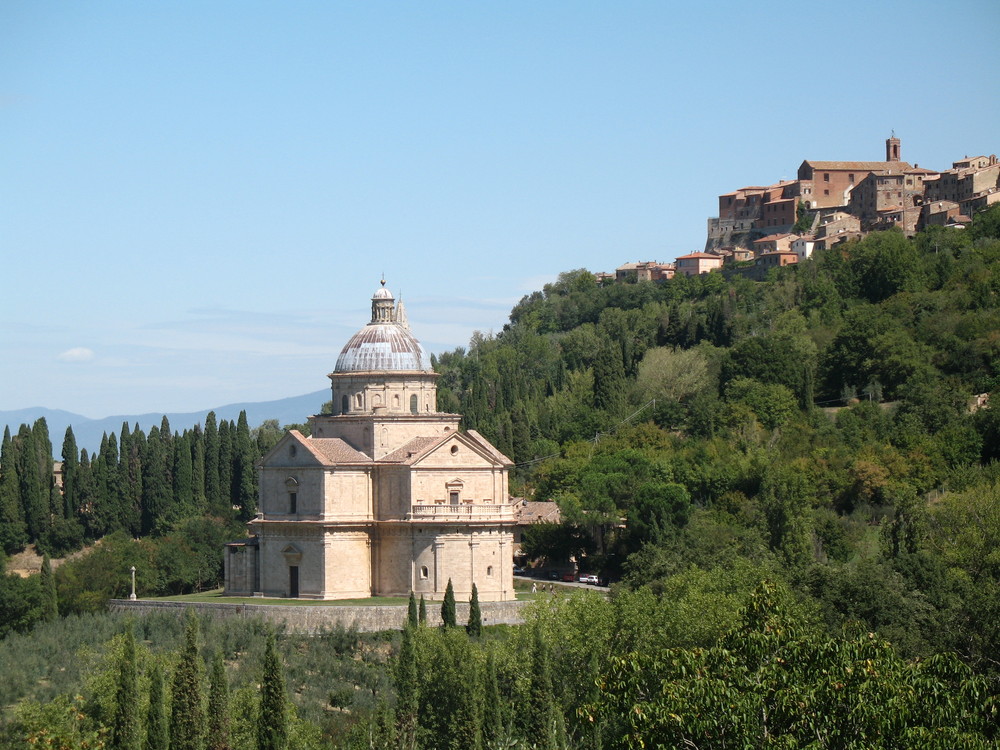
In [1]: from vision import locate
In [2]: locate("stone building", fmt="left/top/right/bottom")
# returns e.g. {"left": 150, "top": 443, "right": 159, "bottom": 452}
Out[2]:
{"left": 224, "top": 283, "right": 517, "bottom": 601}
{"left": 675, "top": 252, "right": 724, "bottom": 276}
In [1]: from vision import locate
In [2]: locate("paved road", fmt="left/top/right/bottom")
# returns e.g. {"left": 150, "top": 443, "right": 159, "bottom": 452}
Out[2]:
{"left": 515, "top": 573, "right": 609, "bottom": 592}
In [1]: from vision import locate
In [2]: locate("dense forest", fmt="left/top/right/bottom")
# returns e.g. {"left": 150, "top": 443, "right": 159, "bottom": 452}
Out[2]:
{"left": 1, "top": 207, "right": 999, "bottom": 746}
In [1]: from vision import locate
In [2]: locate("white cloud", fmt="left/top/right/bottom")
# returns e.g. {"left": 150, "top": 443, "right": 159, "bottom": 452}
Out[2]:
{"left": 57, "top": 347, "right": 95, "bottom": 363}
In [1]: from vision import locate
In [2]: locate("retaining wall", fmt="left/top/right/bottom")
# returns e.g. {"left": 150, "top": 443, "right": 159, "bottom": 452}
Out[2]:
{"left": 109, "top": 598, "right": 531, "bottom": 633}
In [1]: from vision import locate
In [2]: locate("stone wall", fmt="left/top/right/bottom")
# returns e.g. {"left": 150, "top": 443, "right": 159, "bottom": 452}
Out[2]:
{"left": 108, "top": 598, "right": 531, "bottom": 634}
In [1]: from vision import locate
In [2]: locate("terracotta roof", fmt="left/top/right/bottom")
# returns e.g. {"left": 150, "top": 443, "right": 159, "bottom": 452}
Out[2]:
{"left": 306, "top": 438, "right": 372, "bottom": 464}
{"left": 514, "top": 500, "right": 561, "bottom": 525}
{"left": 378, "top": 435, "right": 447, "bottom": 464}
{"left": 753, "top": 232, "right": 797, "bottom": 243}
{"left": 676, "top": 252, "right": 721, "bottom": 259}
{"left": 803, "top": 160, "right": 913, "bottom": 171}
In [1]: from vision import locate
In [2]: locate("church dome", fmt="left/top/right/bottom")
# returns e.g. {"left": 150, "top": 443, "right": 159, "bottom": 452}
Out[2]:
{"left": 333, "top": 284, "right": 434, "bottom": 373}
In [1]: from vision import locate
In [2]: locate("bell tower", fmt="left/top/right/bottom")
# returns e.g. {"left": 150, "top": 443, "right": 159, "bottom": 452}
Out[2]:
{"left": 886, "top": 132, "right": 901, "bottom": 162}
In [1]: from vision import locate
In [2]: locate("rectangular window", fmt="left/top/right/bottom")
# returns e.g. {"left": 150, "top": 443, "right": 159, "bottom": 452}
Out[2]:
{"left": 849, "top": 174, "right": 855, "bottom": 182}
{"left": 289, "top": 492, "right": 297, "bottom": 514}
{"left": 824, "top": 173, "right": 830, "bottom": 182}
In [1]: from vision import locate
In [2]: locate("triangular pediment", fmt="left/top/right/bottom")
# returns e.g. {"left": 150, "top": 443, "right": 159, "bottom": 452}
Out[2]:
{"left": 411, "top": 431, "right": 509, "bottom": 469}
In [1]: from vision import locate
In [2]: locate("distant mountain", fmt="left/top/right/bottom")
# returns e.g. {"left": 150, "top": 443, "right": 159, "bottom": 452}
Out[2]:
{"left": 1, "top": 390, "right": 330, "bottom": 457}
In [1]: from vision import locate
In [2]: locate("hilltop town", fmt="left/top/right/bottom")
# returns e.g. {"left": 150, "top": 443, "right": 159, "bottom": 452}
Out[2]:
{"left": 601, "top": 136, "right": 999, "bottom": 283}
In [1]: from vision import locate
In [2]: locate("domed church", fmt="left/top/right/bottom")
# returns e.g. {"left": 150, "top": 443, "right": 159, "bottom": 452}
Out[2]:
{"left": 224, "top": 282, "right": 517, "bottom": 601}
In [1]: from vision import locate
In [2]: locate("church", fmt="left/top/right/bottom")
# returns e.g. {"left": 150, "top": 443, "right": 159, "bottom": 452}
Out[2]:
{"left": 223, "top": 283, "right": 517, "bottom": 601}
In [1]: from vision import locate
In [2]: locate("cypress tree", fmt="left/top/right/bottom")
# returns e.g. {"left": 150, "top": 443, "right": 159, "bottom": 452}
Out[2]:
{"left": 0, "top": 426, "right": 27, "bottom": 553}
{"left": 441, "top": 579, "right": 456, "bottom": 628}
{"left": 234, "top": 411, "right": 256, "bottom": 521}
{"left": 31, "top": 418, "right": 54, "bottom": 510}
{"left": 191, "top": 425, "right": 207, "bottom": 513}
{"left": 141, "top": 428, "right": 171, "bottom": 536}
{"left": 40, "top": 554, "right": 58, "bottom": 621}
{"left": 418, "top": 595, "right": 427, "bottom": 625}
{"left": 482, "top": 648, "right": 504, "bottom": 746}
{"left": 204, "top": 413, "right": 221, "bottom": 514}
{"left": 17, "top": 424, "right": 47, "bottom": 543}
{"left": 593, "top": 338, "right": 626, "bottom": 414}
{"left": 395, "top": 623, "right": 419, "bottom": 749}
{"left": 144, "top": 662, "right": 168, "bottom": 750}
{"left": 121, "top": 424, "right": 144, "bottom": 536}
{"left": 467, "top": 583, "right": 482, "bottom": 637}
{"left": 206, "top": 649, "right": 230, "bottom": 750}
{"left": 218, "top": 421, "right": 233, "bottom": 514}
{"left": 257, "top": 630, "right": 288, "bottom": 750}
{"left": 173, "top": 431, "right": 194, "bottom": 518}
{"left": 101, "top": 432, "right": 125, "bottom": 532}
{"left": 525, "top": 624, "right": 559, "bottom": 750}
{"left": 111, "top": 627, "right": 140, "bottom": 750}
{"left": 407, "top": 591, "right": 418, "bottom": 628}
{"left": 170, "top": 611, "right": 205, "bottom": 750}
{"left": 60, "top": 426, "right": 79, "bottom": 520}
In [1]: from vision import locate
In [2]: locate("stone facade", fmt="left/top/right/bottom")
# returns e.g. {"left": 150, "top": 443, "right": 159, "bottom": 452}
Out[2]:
{"left": 224, "top": 284, "right": 516, "bottom": 603}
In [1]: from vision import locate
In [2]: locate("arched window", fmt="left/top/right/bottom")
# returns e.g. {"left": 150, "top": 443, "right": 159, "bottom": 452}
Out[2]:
{"left": 410, "top": 394, "right": 418, "bottom": 414}
{"left": 487, "top": 565, "right": 494, "bottom": 577}
{"left": 420, "top": 565, "right": 429, "bottom": 579}
{"left": 355, "top": 393, "right": 363, "bottom": 409}
{"left": 341, "top": 394, "right": 348, "bottom": 413}
{"left": 393, "top": 394, "right": 400, "bottom": 409}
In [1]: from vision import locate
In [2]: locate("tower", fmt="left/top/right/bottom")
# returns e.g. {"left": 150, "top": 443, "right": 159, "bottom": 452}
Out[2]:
{"left": 886, "top": 133, "right": 901, "bottom": 162}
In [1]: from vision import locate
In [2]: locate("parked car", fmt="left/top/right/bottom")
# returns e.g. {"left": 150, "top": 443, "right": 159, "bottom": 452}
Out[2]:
{"left": 577, "top": 574, "right": 599, "bottom": 585}
{"left": 513, "top": 565, "right": 527, "bottom": 575}
{"left": 561, "top": 572, "right": 576, "bottom": 582}
{"left": 547, "top": 571, "right": 561, "bottom": 581}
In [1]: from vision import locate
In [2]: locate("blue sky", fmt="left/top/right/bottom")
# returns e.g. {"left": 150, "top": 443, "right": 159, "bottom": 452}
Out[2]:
{"left": 2, "top": 0, "right": 998, "bottom": 418}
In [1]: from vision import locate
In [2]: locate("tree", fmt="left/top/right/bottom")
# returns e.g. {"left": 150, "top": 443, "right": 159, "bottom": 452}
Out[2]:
{"left": 0, "top": 426, "right": 27, "bottom": 554}
{"left": 407, "top": 591, "right": 418, "bottom": 628}
{"left": 145, "top": 662, "right": 168, "bottom": 750}
{"left": 110, "top": 627, "right": 140, "bottom": 750}
{"left": 39, "top": 554, "right": 58, "bottom": 621}
{"left": 792, "top": 199, "right": 813, "bottom": 233}
{"left": 141, "top": 428, "right": 172, "bottom": 537}
{"left": 441, "top": 579, "right": 457, "bottom": 628}
{"left": 60, "top": 426, "right": 79, "bottom": 520}
{"left": 17, "top": 423, "right": 49, "bottom": 543}
{"left": 170, "top": 611, "right": 205, "bottom": 750}
{"left": 207, "top": 649, "right": 230, "bottom": 750}
{"left": 634, "top": 346, "right": 711, "bottom": 406}
{"left": 592, "top": 338, "right": 626, "bottom": 414}
{"left": 257, "top": 630, "right": 288, "bottom": 750}
{"left": 395, "top": 623, "right": 419, "bottom": 749}
{"left": 204, "top": 412, "right": 222, "bottom": 514}
{"left": 467, "top": 583, "right": 482, "bottom": 637}
{"left": 481, "top": 648, "right": 506, "bottom": 747}
{"left": 234, "top": 411, "right": 257, "bottom": 520}
{"left": 418, "top": 595, "right": 427, "bottom": 625}
{"left": 524, "top": 624, "right": 560, "bottom": 750}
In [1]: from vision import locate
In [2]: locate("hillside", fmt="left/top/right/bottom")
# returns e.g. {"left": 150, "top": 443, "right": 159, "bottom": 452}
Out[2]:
{"left": 1, "top": 210, "right": 999, "bottom": 748}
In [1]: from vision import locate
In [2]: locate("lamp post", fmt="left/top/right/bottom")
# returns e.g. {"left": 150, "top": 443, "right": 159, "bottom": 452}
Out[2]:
{"left": 129, "top": 566, "right": 137, "bottom": 601}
